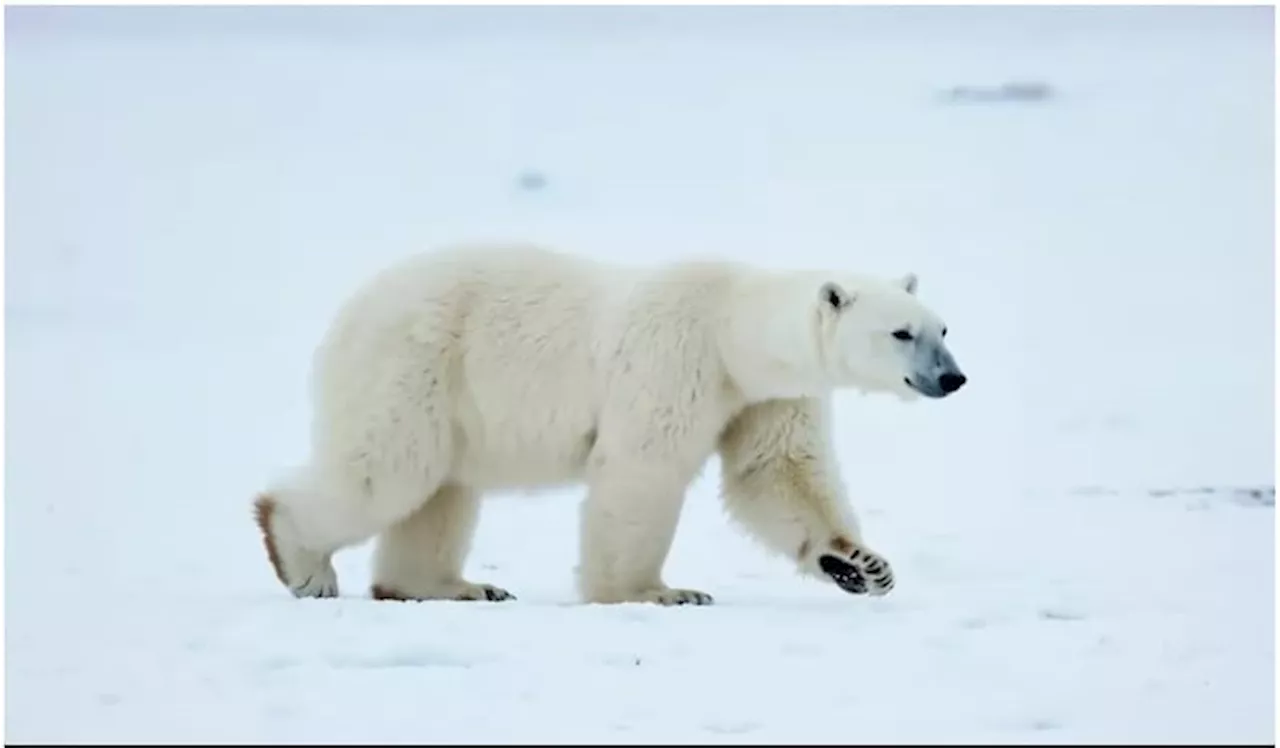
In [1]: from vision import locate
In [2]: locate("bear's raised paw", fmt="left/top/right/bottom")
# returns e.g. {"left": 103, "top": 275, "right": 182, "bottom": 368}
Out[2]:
{"left": 819, "top": 544, "right": 895, "bottom": 597}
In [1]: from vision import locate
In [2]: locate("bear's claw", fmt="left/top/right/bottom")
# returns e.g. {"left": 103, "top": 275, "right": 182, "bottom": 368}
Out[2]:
{"left": 643, "top": 587, "right": 715, "bottom": 606}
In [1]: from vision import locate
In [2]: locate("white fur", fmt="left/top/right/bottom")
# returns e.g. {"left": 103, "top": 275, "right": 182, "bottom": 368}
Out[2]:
{"left": 253, "top": 243, "right": 954, "bottom": 605}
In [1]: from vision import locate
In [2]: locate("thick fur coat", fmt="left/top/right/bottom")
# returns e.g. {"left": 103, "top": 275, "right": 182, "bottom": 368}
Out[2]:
{"left": 254, "top": 243, "right": 966, "bottom": 604}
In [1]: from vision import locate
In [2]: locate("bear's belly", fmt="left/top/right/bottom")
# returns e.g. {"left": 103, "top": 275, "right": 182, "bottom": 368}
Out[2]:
{"left": 450, "top": 433, "right": 596, "bottom": 491}
{"left": 449, "top": 391, "right": 600, "bottom": 492}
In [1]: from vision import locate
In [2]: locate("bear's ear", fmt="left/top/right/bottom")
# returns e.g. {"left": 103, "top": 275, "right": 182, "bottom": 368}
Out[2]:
{"left": 899, "top": 272, "right": 919, "bottom": 295}
{"left": 820, "top": 281, "right": 853, "bottom": 311}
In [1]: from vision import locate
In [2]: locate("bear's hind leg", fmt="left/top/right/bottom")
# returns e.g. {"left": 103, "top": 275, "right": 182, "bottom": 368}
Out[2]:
{"left": 577, "top": 467, "right": 712, "bottom": 606}
{"left": 254, "top": 468, "right": 447, "bottom": 600}
{"left": 255, "top": 406, "right": 455, "bottom": 599}
{"left": 254, "top": 489, "right": 340, "bottom": 599}
{"left": 371, "top": 484, "right": 514, "bottom": 602}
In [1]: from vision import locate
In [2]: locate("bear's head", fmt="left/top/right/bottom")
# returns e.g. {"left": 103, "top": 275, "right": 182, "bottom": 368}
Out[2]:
{"left": 816, "top": 272, "right": 966, "bottom": 400}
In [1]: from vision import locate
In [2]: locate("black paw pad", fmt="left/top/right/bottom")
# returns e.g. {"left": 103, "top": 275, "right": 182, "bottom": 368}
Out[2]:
{"left": 484, "top": 588, "right": 515, "bottom": 602}
{"left": 819, "top": 554, "right": 868, "bottom": 594}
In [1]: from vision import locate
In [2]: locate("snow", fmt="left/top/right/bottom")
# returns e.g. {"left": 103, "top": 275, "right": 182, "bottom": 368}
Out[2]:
{"left": 3, "top": 5, "right": 1274, "bottom": 743}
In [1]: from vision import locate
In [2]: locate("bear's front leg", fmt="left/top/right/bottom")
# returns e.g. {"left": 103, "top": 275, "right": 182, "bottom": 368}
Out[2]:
{"left": 718, "top": 397, "right": 898, "bottom": 599}
{"left": 576, "top": 465, "right": 712, "bottom": 606}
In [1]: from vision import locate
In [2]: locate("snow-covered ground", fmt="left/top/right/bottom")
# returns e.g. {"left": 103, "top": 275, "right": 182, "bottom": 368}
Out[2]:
{"left": 4, "top": 5, "right": 1274, "bottom": 743}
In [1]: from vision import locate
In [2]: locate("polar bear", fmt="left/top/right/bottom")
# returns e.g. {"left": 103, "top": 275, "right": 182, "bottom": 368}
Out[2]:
{"left": 253, "top": 243, "right": 966, "bottom": 605}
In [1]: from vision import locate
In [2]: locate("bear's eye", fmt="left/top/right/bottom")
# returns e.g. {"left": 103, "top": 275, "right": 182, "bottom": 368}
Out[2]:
{"left": 892, "top": 329, "right": 913, "bottom": 341}
{"left": 941, "top": 327, "right": 948, "bottom": 338}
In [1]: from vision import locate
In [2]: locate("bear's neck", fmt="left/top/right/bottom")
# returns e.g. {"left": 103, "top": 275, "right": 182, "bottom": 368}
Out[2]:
{"left": 719, "top": 276, "right": 833, "bottom": 404}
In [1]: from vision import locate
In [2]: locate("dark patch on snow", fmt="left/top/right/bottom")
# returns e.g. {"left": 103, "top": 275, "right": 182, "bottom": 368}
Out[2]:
{"left": 515, "top": 170, "right": 548, "bottom": 192}
{"left": 327, "top": 651, "right": 474, "bottom": 670}
{"left": 601, "top": 653, "right": 644, "bottom": 668}
{"left": 260, "top": 655, "right": 301, "bottom": 671}
{"left": 1039, "top": 608, "right": 1085, "bottom": 622}
{"left": 1069, "top": 485, "right": 1274, "bottom": 507}
{"left": 1230, "top": 486, "right": 1275, "bottom": 506}
{"left": 939, "top": 81, "right": 1055, "bottom": 104}
{"left": 1145, "top": 485, "right": 1274, "bottom": 507}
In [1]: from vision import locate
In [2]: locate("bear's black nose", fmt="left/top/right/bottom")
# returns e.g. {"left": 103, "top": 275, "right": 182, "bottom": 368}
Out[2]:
{"left": 939, "top": 372, "right": 967, "bottom": 394}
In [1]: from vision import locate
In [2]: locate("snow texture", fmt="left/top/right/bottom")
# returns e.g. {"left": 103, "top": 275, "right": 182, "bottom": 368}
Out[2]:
{"left": 4, "top": 5, "right": 1274, "bottom": 744}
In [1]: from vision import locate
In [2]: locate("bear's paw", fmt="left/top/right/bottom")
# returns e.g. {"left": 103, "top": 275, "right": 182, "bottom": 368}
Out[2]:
{"left": 639, "top": 587, "right": 715, "bottom": 606}
{"left": 818, "top": 541, "right": 895, "bottom": 597}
